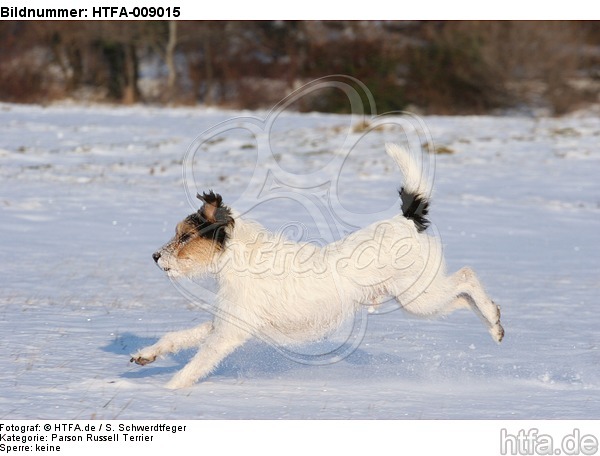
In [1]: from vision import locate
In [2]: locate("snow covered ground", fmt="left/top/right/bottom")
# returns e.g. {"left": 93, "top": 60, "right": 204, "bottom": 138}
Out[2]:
{"left": 0, "top": 100, "right": 599, "bottom": 419}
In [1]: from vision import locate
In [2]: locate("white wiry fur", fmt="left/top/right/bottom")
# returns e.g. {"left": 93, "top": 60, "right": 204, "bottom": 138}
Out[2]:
{"left": 131, "top": 144, "right": 504, "bottom": 389}
{"left": 385, "top": 142, "right": 431, "bottom": 198}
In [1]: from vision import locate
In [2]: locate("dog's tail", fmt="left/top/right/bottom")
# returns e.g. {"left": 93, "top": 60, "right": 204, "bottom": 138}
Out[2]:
{"left": 385, "top": 143, "right": 431, "bottom": 232}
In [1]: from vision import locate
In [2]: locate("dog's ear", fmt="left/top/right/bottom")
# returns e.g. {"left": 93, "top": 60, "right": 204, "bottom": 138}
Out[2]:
{"left": 196, "top": 191, "right": 233, "bottom": 227}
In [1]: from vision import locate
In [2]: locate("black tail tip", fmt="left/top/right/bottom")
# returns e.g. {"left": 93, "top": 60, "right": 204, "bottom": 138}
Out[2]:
{"left": 400, "top": 187, "right": 430, "bottom": 232}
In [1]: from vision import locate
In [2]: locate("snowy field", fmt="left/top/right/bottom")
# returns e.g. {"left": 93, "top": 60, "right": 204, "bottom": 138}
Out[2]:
{"left": 0, "top": 100, "right": 599, "bottom": 419}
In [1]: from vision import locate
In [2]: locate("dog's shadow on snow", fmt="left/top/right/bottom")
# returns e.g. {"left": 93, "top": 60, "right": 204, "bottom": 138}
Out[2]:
{"left": 102, "top": 332, "right": 315, "bottom": 380}
{"left": 102, "top": 333, "right": 179, "bottom": 379}
{"left": 103, "top": 333, "right": 410, "bottom": 381}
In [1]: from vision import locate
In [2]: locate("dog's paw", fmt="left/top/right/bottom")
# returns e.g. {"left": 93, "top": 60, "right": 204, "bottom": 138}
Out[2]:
{"left": 130, "top": 353, "right": 157, "bottom": 366}
{"left": 487, "top": 302, "right": 504, "bottom": 343}
{"left": 165, "top": 373, "right": 194, "bottom": 390}
{"left": 490, "top": 322, "right": 505, "bottom": 343}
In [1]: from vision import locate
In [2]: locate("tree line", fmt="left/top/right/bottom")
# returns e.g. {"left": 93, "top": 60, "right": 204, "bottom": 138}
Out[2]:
{"left": 0, "top": 21, "right": 598, "bottom": 114}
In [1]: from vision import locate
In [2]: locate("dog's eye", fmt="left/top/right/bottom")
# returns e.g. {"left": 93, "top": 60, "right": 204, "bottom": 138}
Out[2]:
{"left": 179, "top": 232, "right": 191, "bottom": 244}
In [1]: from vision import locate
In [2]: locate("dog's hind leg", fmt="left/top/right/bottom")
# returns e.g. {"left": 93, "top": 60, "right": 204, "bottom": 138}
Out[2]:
{"left": 165, "top": 324, "right": 250, "bottom": 389}
{"left": 448, "top": 267, "right": 504, "bottom": 343}
{"left": 131, "top": 321, "right": 213, "bottom": 366}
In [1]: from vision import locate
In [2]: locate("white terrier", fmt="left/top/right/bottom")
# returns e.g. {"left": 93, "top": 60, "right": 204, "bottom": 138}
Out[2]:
{"left": 131, "top": 143, "right": 504, "bottom": 389}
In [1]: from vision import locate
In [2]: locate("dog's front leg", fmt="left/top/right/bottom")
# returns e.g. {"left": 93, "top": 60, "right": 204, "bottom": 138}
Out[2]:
{"left": 131, "top": 321, "right": 213, "bottom": 366}
{"left": 165, "top": 325, "right": 249, "bottom": 389}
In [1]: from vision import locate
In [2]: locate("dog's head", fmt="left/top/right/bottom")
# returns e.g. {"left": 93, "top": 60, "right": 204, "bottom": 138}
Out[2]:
{"left": 153, "top": 191, "right": 234, "bottom": 277}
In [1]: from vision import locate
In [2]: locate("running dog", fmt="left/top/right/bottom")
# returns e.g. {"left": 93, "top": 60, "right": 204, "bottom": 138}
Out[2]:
{"left": 131, "top": 143, "right": 504, "bottom": 389}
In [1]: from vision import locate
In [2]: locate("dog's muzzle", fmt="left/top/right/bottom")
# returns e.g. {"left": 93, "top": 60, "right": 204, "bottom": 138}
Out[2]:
{"left": 152, "top": 251, "right": 170, "bottom": 271}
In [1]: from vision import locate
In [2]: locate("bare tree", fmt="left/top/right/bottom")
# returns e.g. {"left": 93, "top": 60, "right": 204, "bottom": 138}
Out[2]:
{"left": 165, "top": 21, "right": 178, "bottom": 100}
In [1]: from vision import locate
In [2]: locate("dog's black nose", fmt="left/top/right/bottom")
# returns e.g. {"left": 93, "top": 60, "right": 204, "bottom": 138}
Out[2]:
{"left": 152, "top": 252, "right": 161, "bottom": 263}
